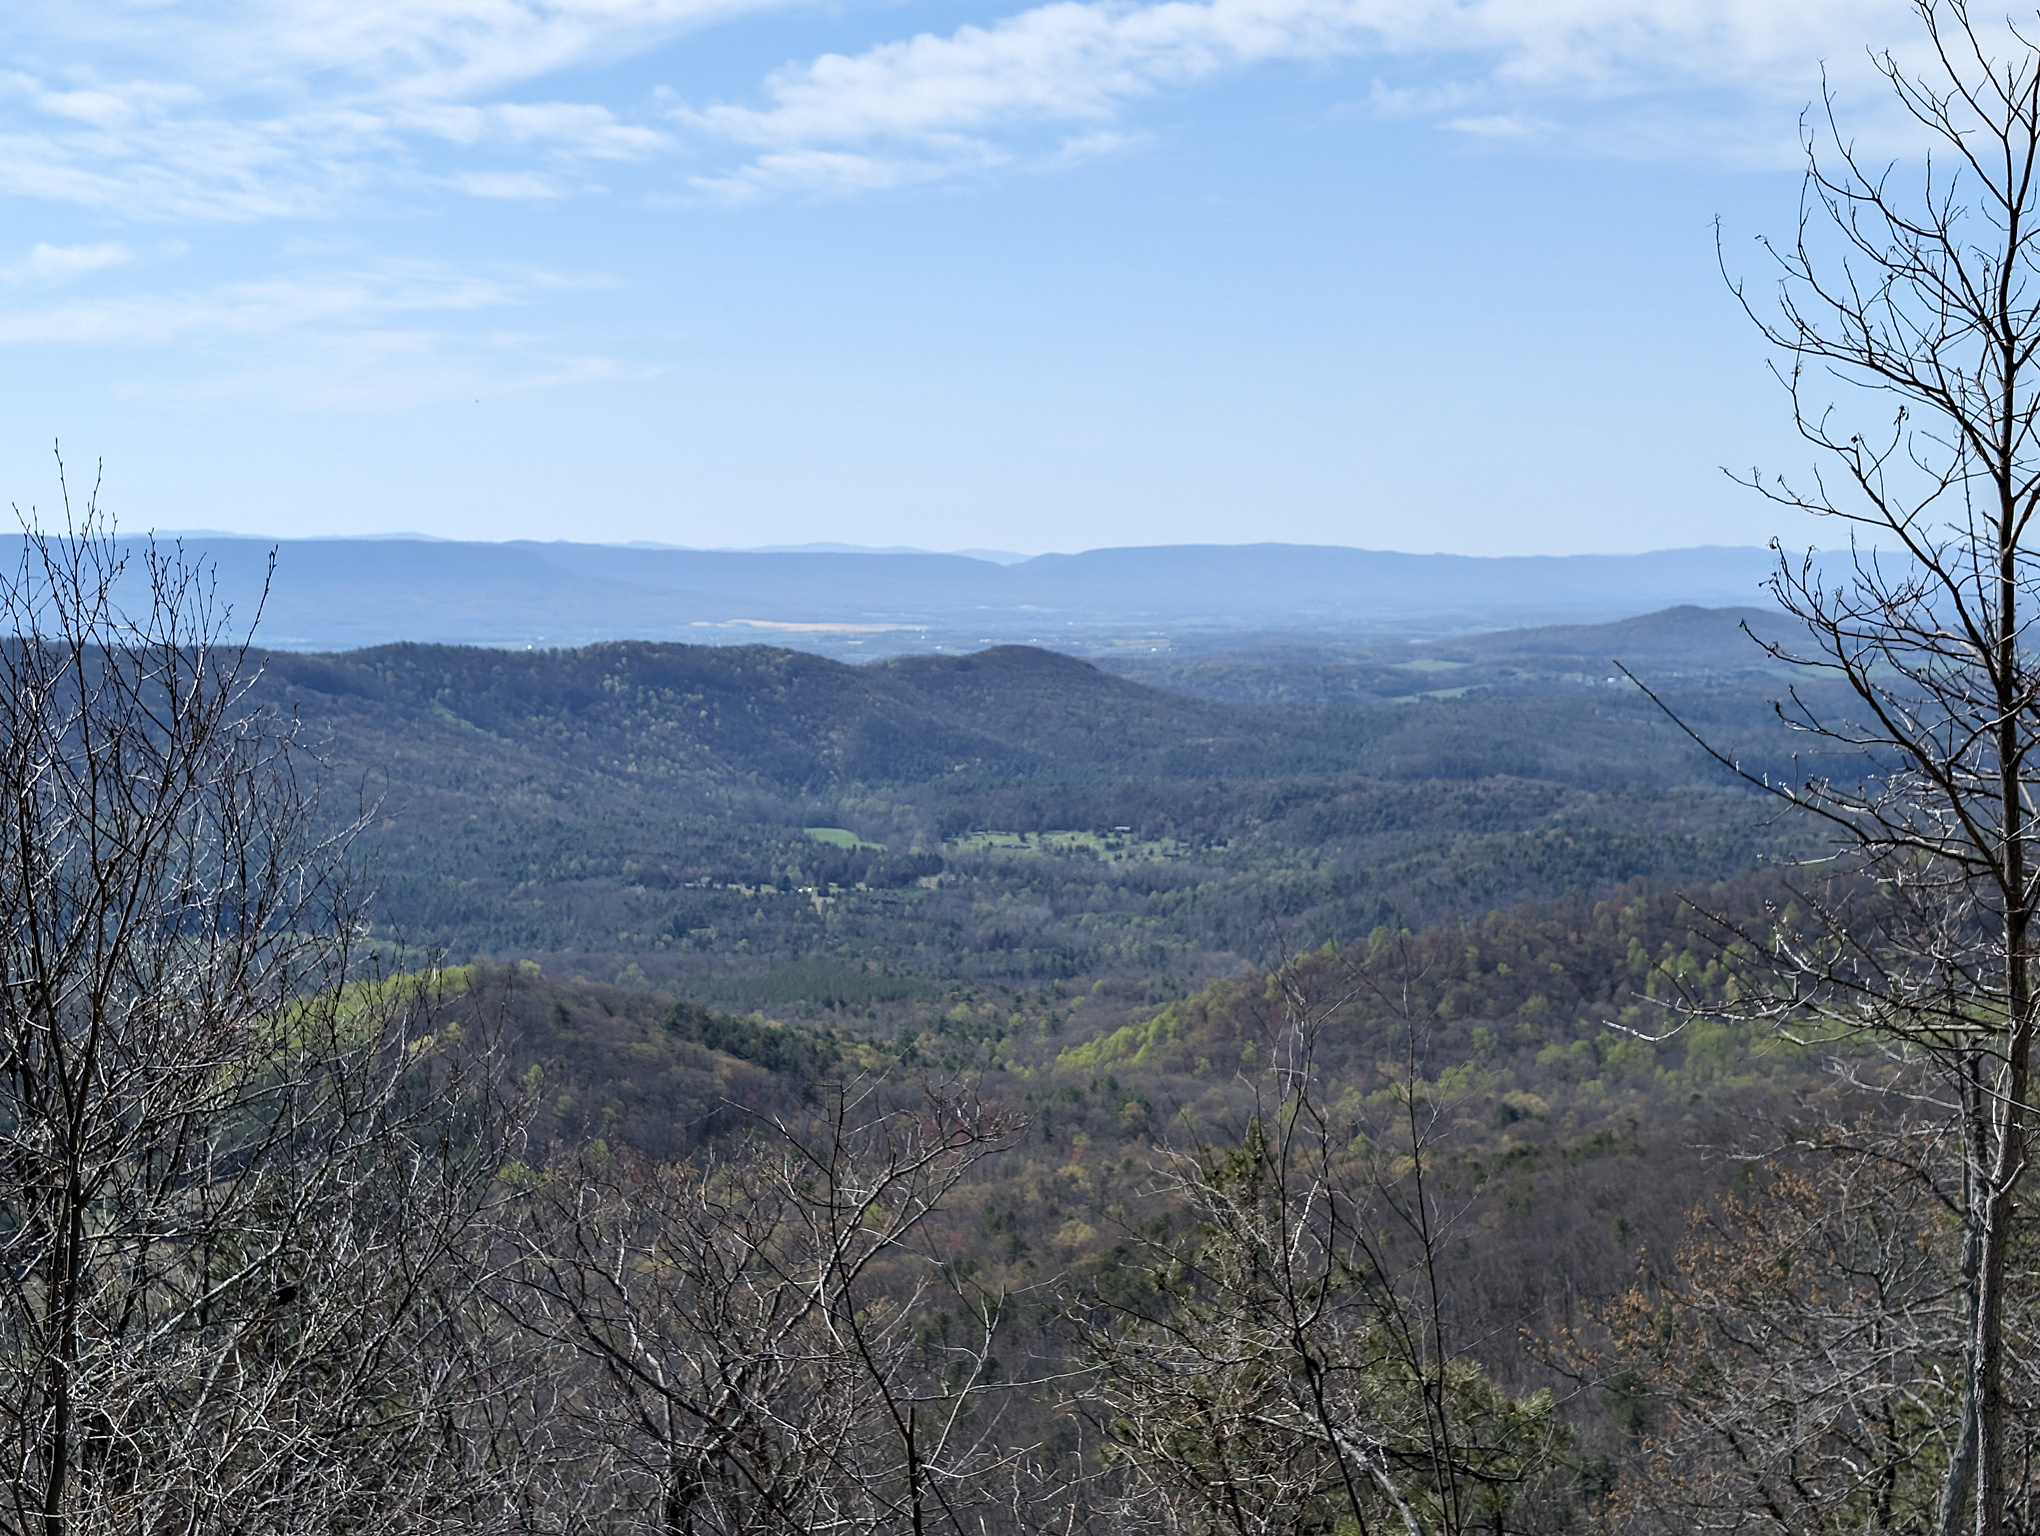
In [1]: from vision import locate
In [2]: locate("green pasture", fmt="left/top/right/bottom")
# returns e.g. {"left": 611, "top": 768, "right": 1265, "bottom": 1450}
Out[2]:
{"left": 803, "top": 826, "right": 885, "bottom": 850}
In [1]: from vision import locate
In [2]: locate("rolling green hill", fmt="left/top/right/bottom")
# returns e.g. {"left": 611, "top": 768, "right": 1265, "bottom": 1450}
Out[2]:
{"left": 246, "top": 609, "right": 1828, "bottom": 999}
{"left": 254, "top": 604, "right": 1873, "bottom": 1529}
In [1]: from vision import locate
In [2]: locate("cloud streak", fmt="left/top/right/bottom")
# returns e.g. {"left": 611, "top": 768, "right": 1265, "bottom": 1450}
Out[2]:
{"left": 0, "top": 262, "right": 533, "bottom": 346}
{"left": 682, "top": 0, "right": 1915, "bottom": 195}
{"left": 0, "top": 242, "right": 134, "bottom": 286}
{"left": 0, "top": 0, "right": 1927, "bottom": 217}
{"left": 0, "top": 253, "right": 635, "bottom": 408}
{"left": 0, "top": 0, "right": 747, "bottom": 220}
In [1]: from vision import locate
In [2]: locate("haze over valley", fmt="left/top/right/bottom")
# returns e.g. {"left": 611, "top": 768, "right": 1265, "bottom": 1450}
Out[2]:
{"left": 105, "top": 534, "right": 1784, "bottom": 654}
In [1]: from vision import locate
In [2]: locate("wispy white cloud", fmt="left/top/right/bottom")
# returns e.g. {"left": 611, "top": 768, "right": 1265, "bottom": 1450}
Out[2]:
{"left": 0, "top": 0, "right": 1939, "bottom": 215}
{"left": 449, "top": 170, "right": 571, "bottom": 199}
{"left": 680, "top": 0, "right": 1916, "bottom": 194}
{"left": 0, "top": 241, "right": 134, "bottom": 285}
{"left": 1442, "top": 113, "right": 1539, "bottom": 138}
{"left": 0, "top": 0, "right": 746, "bottom": 220}
{"left": 398, "top": 101, "right": 669, "bottom": 158}
{"left": 85, "top": 0, "right": 792, "bottom": 103}
{"left": 0, "top": 253, "right": 635, "bottom": 407}
{"left": 110, "top": 334, "right": 640, "bottom": 412}
{"left": 0, "top": 262, "right": 530, "bottom": 346}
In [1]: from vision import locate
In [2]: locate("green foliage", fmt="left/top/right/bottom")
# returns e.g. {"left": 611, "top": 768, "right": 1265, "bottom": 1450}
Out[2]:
{"left": 804, "top": 826, "right": 884, "bottom": 849}
{"left": 658, "top": 999, "right": 838, "bottom": 1075}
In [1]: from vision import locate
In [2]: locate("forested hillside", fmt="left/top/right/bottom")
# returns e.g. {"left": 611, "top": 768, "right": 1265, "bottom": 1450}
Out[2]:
{"left": 441, "top": 863, "right": 1907, "bottom": 1531}
{"left": 231, "top": 606, "right": 1885, "bottom": 1524}
{"left": 7, "top": 540, "right": 2015, "bottom": 1536}
{"left": 250, "top": 616, "right": 1821, "bottom": 994}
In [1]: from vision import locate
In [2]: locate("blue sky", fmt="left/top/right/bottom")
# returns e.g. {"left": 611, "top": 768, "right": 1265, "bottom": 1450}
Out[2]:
{"left": 0, "top": 0, "right": 1926, "bottom": 554}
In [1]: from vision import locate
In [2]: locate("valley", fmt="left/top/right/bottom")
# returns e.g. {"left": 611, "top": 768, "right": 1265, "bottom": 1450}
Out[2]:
{"left": 256, "top": 607, "right": 1819, "bottom": 1009}
{"left": 271, "top": 602, "right": 1843, "bottom": 1415}
{"left": 0, "top": 553, "right": 1969, "bottom": 1534}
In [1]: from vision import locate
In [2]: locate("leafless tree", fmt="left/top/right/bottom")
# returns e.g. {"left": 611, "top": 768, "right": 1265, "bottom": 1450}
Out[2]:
{"left": 1079, "top": 946, "right": 1564, "bottom": 1536}
{"left": 1589, "top": 1111, "right": 2040, "bottom": 1536}
{"left": 0, "top": 481, "right": 525, "bottom": 1534}
{"left": 498, "top": 1077, "right": 1048, "bottom": 1536}
{"left": 1624, "top": 6, "right": 2040, "bottom": 1534}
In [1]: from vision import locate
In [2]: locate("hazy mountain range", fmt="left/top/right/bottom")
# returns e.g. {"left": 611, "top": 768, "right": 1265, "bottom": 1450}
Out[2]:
{"left": 69, "top": 535, "right": 1787, "bottom": 655}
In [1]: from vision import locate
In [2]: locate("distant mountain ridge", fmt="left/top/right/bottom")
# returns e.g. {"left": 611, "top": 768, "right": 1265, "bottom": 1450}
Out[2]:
{"left": 36, "top": 535, "right": 1785, "bottom": 654}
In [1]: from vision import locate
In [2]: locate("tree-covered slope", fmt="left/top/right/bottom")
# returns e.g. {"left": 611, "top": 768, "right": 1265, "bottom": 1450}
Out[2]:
{"left": 239, "top": 614, "right": 1823, "bottom": 974}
